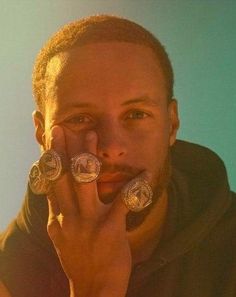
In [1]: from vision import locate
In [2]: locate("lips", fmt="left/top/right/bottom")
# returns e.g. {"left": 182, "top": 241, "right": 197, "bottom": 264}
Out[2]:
{"left": 98, "top": 173, "right": 130, "bottom": 183}
{"left": 97, "top": 173, "right": 132, "bottom": 196}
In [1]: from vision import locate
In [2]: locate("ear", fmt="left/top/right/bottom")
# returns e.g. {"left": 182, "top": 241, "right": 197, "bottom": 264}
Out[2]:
{"left": 168, "top": 99, "right": 180, "bottom": 146}
{"left": 32, "top": 110, "right": 46, "bottom": 149}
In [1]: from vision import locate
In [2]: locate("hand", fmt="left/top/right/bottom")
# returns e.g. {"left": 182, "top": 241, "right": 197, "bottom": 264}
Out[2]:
{"left": 46, "top": 126, "right": 131, "bottom": 297}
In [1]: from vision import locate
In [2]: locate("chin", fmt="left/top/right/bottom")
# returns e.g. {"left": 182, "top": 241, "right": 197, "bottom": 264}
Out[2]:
{"left": 98, "top": 189, "right": 120, "bottom": 204}
{"left": 97, "top": 180, "right": 127, "bottom": 203}
{"left": 97, "top": 152, "right": 171, "bottom": 231}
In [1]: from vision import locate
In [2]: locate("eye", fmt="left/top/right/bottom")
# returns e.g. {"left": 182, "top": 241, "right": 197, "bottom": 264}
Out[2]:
{"left": 126, "top": 110, "right": 150, "bottom": 120}
{"left": 65, "top": 114, "right": 92, "bottom": 125}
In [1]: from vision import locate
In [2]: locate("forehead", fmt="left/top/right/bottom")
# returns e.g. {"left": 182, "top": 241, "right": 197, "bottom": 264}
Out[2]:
{"left": 44, "top": 42, "right": 167, "bottom": 107}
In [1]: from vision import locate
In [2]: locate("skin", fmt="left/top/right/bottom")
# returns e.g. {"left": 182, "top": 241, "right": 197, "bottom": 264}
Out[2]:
{"left": 0, "top": 42, "right": 179, "bottom": 297}
{"left": 0, "top": 282, "right": 11, "bottom": 297}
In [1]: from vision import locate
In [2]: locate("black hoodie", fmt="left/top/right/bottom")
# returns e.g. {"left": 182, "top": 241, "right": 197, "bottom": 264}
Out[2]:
{"left": 1, "top": 140, "right": 236, "bottom": 297}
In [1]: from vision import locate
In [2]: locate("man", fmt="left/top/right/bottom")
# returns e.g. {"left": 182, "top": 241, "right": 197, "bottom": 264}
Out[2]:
{"left": 0, "top": 15, "right": 235, "bottom": 297}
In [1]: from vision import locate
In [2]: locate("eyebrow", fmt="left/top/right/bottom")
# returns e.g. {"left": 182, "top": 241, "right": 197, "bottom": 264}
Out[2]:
{"left": 61, "top": 95, "right": 159, "bottom": 111}
{"left": 61, "top": 102, "right": 96, "bottom": 111}
{"left": 121, "top": 96, "right": 159, "bottom": 107}
{"left": 68, "top": 102, "right": 94, "bottom": 108}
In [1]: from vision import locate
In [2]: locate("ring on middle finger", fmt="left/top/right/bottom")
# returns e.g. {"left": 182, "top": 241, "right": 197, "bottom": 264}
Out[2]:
{"left": 39, "top": 149, "right": 66, "bottom": 181}
{"left": 71, "top": 152, "right": 101, "bottom": 183}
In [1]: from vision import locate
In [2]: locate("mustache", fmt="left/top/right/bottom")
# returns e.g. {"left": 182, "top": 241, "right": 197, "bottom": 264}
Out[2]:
{"left": 100, "top": 161, "right": 142, "bottom": 177}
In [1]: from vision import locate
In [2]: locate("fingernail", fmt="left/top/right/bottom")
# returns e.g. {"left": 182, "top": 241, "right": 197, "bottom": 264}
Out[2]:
{"left": 86, "top": 130, "right": 96, "bottom": 141}
{"left": 51, "top": 125, "right": 63, "bottom": 139}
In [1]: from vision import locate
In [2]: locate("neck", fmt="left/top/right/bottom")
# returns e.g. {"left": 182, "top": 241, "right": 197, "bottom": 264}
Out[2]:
{"left": 127, "top": 189, "right": 168, "bottom": 265}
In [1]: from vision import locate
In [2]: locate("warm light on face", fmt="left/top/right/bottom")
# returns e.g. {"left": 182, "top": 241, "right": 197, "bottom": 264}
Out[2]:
{"left": 37, "top": 42, "right": 179, "bottom": 228}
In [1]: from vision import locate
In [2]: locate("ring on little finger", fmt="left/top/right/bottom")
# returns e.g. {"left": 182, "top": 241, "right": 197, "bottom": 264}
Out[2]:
{"left": 121, "top": 178, "right": 153, "bottom": 212}
{"left": 71, "top": 152, "right": 101, "bottom": 183}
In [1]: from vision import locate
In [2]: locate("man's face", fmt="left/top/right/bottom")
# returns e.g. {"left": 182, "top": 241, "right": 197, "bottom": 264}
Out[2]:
{"left": 35, "top": 42, "right": 179, "bottom": 221}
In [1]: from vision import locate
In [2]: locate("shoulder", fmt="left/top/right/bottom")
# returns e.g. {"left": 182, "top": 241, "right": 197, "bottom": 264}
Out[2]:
{"left": 171, "top": 140, "right": 227, "bottom": 177}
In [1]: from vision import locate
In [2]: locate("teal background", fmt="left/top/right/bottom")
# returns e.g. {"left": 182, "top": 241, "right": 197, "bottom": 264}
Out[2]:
{"left": 0, "top": 0, "right": 235, "bottom": 230}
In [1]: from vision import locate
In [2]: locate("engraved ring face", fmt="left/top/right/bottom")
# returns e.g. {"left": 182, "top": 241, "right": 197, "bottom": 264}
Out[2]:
{"left": 39, "top": 150, "right": 63, "bottom": 181}
{"left": 71, "top": 153, "right": 101, "bottom": 183}
{"left": 121, "top": 178, "right": 153, "bottom": 212}
{"left": 29, "top": 161, "right": 49, "bottom": 195}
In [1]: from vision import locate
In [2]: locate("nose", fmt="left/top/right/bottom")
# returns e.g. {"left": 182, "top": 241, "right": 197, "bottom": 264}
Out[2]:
{"left": 96, "top": 121, "right": 127, "bottom": 161}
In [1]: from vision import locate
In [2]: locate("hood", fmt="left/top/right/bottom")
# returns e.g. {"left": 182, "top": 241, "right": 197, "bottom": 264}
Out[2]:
{"left": 133, "top": 139, "right": 232, "bottom": 275}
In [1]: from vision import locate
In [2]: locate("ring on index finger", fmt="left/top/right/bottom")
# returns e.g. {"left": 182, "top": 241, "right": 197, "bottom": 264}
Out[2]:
{"left": 39, "top": 149, "right": 67, "bottom": 181}
{"left": 71, "top": 153, "right": 101, "bottom": 183}
{"left": 121, "top": 178, "right": 153, "bottom": 212}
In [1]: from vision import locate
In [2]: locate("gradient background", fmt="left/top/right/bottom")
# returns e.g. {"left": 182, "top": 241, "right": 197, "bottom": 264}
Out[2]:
{"left": 0, "top": 0, "right": 235, "bottom": 230}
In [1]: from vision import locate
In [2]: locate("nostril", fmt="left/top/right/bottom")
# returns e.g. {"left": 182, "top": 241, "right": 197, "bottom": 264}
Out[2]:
{"left": 97, "top": 133, "right": 127, "bottom": 159}
{"left": 100, "top": 150, "right": 125, "bottom": 159}
{"left": 102, "top": 152, "right": 109, "bottom": 158}
{"left": 118, "top": 151, "right": 124, "bottom": 156}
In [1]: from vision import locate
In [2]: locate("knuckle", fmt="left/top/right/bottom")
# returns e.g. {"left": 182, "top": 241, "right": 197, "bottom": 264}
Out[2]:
{"left": 47, "top": 220, "right": 61, "bottom": 241}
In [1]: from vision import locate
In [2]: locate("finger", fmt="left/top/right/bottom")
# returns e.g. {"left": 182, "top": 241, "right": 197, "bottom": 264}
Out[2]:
{"left": 107, "top": 192, "right": 129, "bottom": 228}
{"left": 47, "top": 188, "right": 60, "bottom": 216}
{"left": 83, "top": 130, "right": 97, "bottom": 155}
{"left": 76, "top": 131, "right": 103, "bottom": 218}
{"left": 49, "top": 125, "right": 78, "bottom": 216}
{"left": 63, "top": 127, "right": 98, "bottom": 157}
{"left": 64, "top": 129, "right": 103, "bottom": 219}
{"left": 46, "top": 191, "right": 62, "bottom": 245}
{"left": 62, "top": 127, "right": 88, "bottom": 158}
{"left": 109, "top": 171, "right": 153, "bottom": 225}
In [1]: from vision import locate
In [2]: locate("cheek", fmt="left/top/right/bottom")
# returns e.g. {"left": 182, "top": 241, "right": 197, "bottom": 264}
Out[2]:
{"left": 126, "top": 127, "right": 170, "bottom": 170}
